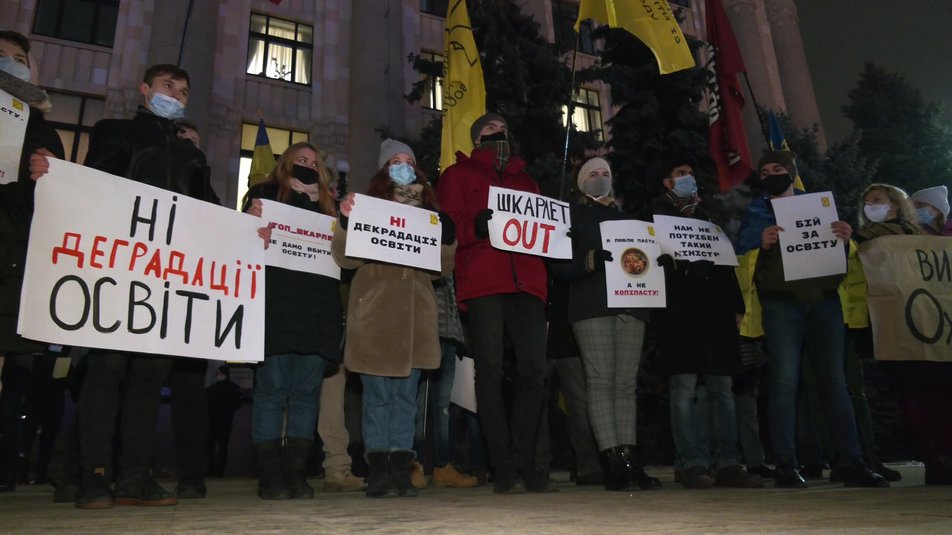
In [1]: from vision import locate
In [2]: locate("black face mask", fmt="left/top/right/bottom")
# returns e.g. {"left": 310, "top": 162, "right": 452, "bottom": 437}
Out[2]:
{"left": 762, "top": 173, "right": 792, "bottom": 196}
{"left": 293, "top": 164, "right": 320, "bottom": 185}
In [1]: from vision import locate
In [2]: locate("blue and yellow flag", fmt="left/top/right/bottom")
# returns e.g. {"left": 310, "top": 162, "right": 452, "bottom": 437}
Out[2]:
{"left": 248, "top": 119, "right": 276, "bottom": 187}
{"left": 575, "top": 0, "right": 695, "bottom": 75}
{"left": 767, "top": 110, "right": 805, "bottom": 191}
{"left": 440, "top": 0, "right": 487, "bottom": 174}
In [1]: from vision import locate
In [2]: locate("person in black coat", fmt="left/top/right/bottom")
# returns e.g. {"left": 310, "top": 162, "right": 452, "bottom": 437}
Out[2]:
{"left": 0, "top": 30, "right": 66, "bottom": 493}
{"left": 651, "top": 159, "right": 760, "bottom": 489}
{"left": 206, "top": 365, "right": 243, "bottom": 477}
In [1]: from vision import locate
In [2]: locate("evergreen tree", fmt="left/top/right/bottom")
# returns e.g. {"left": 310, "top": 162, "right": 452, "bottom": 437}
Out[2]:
{"left": 843, "top": 63, "right": 952, "bottom": 194}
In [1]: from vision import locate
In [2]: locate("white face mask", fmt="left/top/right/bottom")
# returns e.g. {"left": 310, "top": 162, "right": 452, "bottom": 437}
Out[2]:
{"left": 581, "top": 173, "right": 612, "bottom": 198}
{"left": 863, "top": 202, "right": 891, "bottom": 223}
{"left": 0, "top": 56, "right": 31, "bottom": 83}
{"left": 148, "top": 90, "right": 186, "bottom": 120}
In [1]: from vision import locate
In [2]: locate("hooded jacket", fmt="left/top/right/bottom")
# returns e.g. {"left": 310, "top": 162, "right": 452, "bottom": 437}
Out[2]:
{"left": 437, "top": 148, "right": 547, "bottom": 305}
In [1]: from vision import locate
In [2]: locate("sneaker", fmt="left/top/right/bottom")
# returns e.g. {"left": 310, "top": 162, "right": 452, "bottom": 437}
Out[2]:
{"left": 114, "top": 473, "right": 178, "bottom": 506}
{"left": 681, "top": 465, "right": 714, "bottom": 489}
{"left": 433, "top": 464, "right": 478, "bottom": 488}
{"left": 324, "top": 470, "right": 366, "bottom": 492}
{"left": 409, "top": 461, "right": 428, "bottom": 490}
{"left": 175, "top": 478, "right": 207, "bottom": 499}
{"left": 491, "top": 468, "right": 526, "bottom": 494}
{"left": 840, "top": 461, "right": 889, "bottom": 488}
{"left": 774, "top": 464, "right": 808, "bottom": 489}
{"left": 74, "top": 473, "right": 114, "bottom": 509}
{"left": 715, "top": 464, "right": 763, "bottom": 488}
{"left": 746, "top": 464, "right": 779, "bottom": 479}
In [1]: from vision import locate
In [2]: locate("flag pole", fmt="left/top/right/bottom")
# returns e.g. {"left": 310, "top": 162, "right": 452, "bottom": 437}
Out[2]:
{"left": 176, "top": 0, "right": 196, "bottom": 66}
{"left": 741, "top": 72, "right": 770, "bottom": 146}
{"left": 559, "top": 32, "right": 581, "bottom": 202}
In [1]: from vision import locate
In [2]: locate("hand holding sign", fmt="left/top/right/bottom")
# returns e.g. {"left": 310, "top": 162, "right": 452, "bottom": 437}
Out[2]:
{"left": 29, "top": 148, "right": 55, "bottom": 181}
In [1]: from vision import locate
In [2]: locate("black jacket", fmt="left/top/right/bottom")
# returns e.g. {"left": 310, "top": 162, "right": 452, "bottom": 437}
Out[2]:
{"left": 550, "top": 197, "right": 648, "bottom": 323}
{"left": 651, "top": 197, "right": 744, "bottom": 376}
{"left": 0, "top": 110, "right": 65, "bottom": 353}
{"left": 84, "top": 108, "right": 219, "bottom": 204}
{"left": 243, "top": 182, "right": 343, "bottom": 361}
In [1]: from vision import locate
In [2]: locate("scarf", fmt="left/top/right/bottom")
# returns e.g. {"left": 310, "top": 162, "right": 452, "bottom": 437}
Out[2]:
{"left": 393, "top": 183, "right": 424, "bottom": 207}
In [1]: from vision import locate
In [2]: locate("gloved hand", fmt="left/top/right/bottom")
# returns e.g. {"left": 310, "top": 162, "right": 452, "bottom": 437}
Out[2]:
{"left": 589, "top": 249, "right": 613, "bottom": 272}
{"left": 474, "top": 208, "right": 493, "bottom": 239}
{"left": 439, "top": 212, "right": 456, "bottom": 245}
{"left": 656, "top": 254, "right": 676, "bottom": 271}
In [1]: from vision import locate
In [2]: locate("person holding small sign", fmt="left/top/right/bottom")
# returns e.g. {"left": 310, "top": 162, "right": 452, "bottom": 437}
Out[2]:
{"left": 735, "top": 151, "right": 887, "bottom": 489}
{"left": 332, "top": 139, "right": 456, "bottom": 498}
{"left": 437, "top": 114, "right": 555, "bottom": 494}
{"left": 550, "top": 157, "right": 660, "bottom": 492}
{"left": 243, "top": 142, "right": 342, "bottom": 500}
{"left": 652, "top": 159, "right": 762, "bottom": 490}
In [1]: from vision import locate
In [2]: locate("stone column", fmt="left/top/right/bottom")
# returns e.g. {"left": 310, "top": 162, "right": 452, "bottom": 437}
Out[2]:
{"left": 765, "top": 0, "right": 827, "bottom": 150}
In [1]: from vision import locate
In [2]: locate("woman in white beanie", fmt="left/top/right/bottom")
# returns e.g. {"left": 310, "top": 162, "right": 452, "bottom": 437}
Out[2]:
{"left": 332, "top": 139, "right": 456, "bottom": 498}
{"left": 550, "top": 157, "right": 661, "bottom": 492}
{"left": 910, "top": 185, "right": 951, "bottom": 236}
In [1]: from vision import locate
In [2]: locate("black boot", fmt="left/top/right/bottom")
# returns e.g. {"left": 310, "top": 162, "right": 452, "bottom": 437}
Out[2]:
{"left": 390, "top": 450, "right": 419, "bottom": 497}
{"left": 113, "top": 470, "right": 178, "bottom": 506}
{"left": 254, "top": 439, "right": 289, "bottom": 500}
{"left": 840, "top": 459, "right": 889, "bottom": 488}
{"left": 621, "top": 445, "right": 661, "bottom": 490}
{"left": 285, "top": 438, "right": 315, "bottom": 499}
{"left": 365, "top": 451, "right": 397, "bottom": 498}
{"left": 600, "top": 448, "right": 636, "bottom": 491}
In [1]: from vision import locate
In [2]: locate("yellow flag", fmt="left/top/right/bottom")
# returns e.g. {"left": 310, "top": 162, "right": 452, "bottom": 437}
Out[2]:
{"left": 248, "top": 119, "right": 276, "bottom": 187}
{"left": 575, "top": 0, "right": 695, "bottom": 75}
{"left": 440, "top": 0, "right": 487, "bottom": 174}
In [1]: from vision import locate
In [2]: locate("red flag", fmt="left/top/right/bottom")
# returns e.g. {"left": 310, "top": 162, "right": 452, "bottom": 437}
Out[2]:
{"left": 704, "top": 0, "right": 752, "bottom": 192}
{"left": 266, "top": 0, "right": 282, "bottom": 5}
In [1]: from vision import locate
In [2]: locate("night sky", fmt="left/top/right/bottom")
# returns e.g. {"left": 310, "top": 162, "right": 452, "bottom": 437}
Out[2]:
{"left": 796, "top": 0, "right": 952, "bottom": 143}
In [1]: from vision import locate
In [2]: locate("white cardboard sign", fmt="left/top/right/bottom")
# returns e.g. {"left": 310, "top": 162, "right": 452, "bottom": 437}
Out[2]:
{"left": 0, "top": 87, "right": 30, "bottom": 185}
{"left": 771, "top": 191, "right": 846, "bottom": 281}
{"left": 653, "top": 214, "right": 738, "bottom": 266}
{"left": 344, "top": 193, "right": 442, "bottom": 272}
{"left": 487, "top": 185, "right": 571, "bottom": 259}
{"left": 259, "top": 199, "right": 340, "bottom": 279}
{"left": 600, "top": 220, "right": 666, "bottom": 308}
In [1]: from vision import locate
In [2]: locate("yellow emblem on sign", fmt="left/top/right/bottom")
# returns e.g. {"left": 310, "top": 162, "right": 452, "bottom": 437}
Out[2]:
{"left": 821, "top": 196, "right": 830, "bottom": 208}
{"left": 331, "top": 220, "right": 337, "bottom": 231}
{"left": 647, "top": 226, "right": 655, "bottom": 236}
{"left": 430, "top": 214, "right": 439, "bottom": 225}
{"left": 12, "top": 99, "right": 24, "bottom": 111}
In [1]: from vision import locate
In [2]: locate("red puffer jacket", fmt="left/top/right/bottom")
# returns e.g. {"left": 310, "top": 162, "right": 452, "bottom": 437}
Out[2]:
{"left": 438, "top": 148, "right": 548, "bottom": 305}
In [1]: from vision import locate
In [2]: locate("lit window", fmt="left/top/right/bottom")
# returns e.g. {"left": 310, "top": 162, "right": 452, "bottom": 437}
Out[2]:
{"left": 236, "top": 122, "right": 309, "bottom": 208}
{"left": 551, "top": 1, "right": 597, "bottom": 55}
{"left": 420, "top": 52, "right": 444, "bottom": 111}
{"left": 562, "top": 88, "right": 603, "bottom": 141}
{"left": 44, "top": 91, "right": 106, "bottom": 164}
{"left": 246, "top": 14, "right": 313, "bottom": 85}
{"left": 33, "top": 0, "right": 119, "bottom": 47}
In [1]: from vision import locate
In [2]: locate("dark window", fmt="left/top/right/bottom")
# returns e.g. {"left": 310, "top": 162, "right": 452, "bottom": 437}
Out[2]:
{"left": 33, "top": 0, "right": 119, "bottom": 47}
{"left": 419, "top": 52, "right": 443, "bottom": 111}
{"left": 421, "top": 0, "right": 448, "bottom": 17}
{"left": 44, "top": 91, "right": 105, "bottom": 164}
{"left": 246, "top": 14, "right": 313, "bottom": 86}
{"left": 669, "top": 0, "right": 692, "bottom": 7}
{"left": 552, "top": 0, "right": 596, "bottom": 55}
{"left": 563, "top": 88, "right": 603, "bottom": 141}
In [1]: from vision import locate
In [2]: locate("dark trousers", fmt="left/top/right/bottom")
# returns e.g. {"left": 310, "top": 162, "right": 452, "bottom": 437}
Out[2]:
{"left": 465, "top": 293, "right": 548, "bottom": 473}
{"left": 0, "top": 354, "right": 34, "bottom": 485}
{"left": 207, "top": 420, "right": 233, "bottom": 477}
{"left": 77, "top": 351, "right": 172, "bottom": 480}
{"left": 20, "top": 354, "right": 66, "bottom": 482}
{"left": 552, "top": 358, "right": 601, "bottom": 476}
{"left": 169, "top": 358, "right": 208, "bottom": 481}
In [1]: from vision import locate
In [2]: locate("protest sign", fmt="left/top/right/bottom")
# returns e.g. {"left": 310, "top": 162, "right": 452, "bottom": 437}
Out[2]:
{"left": 259, "top": 199, "right": 340, "bottom": 279}
{"left": 18, "top": 159, "right": 266, "bottom": 362}
{"left": 487, "top": 186, "right": 571, "bottom": 259}
{"left": 344, "top": 193, "right": 442, "bottom": 272}
{"left": 450, "top": 355, "right": 477, "bottom": 413}
{"left": 600, "top": 220, "right": 666, "bottom": 308}
{"left": 859, "top": 235, "right": 952, "bottom": 362}
{"left": 0, "top": 87, "right": 30, "bottom": 185}
{"left": 771, "top": 191, "right": 846, "bottom": 281}
{"left": 653, "top": 215, "right": 738, "bottom": 266}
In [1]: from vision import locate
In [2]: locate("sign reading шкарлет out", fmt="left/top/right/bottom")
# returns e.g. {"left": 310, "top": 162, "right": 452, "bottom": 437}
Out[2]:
{"left": 487, "top": 185, "right": 571, "bottom": 259}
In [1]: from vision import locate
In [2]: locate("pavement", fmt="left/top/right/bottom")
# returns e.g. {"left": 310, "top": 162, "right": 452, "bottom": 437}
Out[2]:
{"left": 1, "top": 463, "right": 949, "bottom": 534}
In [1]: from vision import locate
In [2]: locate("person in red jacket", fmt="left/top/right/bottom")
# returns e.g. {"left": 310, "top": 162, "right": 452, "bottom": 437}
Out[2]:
{"left": 437, "top": 113, "right": 555, "bottom": 494}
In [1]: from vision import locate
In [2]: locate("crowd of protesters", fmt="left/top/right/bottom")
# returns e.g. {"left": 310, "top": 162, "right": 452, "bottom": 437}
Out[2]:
{"left": 2, "top": 29, "right": 951, "bottom": 512}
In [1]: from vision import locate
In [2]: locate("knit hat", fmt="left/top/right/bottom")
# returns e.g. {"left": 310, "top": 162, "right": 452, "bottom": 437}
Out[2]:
{"left": 757, "top": 150, "right": 797, "bottom": 176}
{"left": 470, "top": 113, "right": 508, "bottom": 144}
{"left": 577, "top": 157, "right": 611, "bottom": 191}
{"left": 378, "top": 138, "right": 415, "bottom": 170}
{"left": 910, "top": 185, "right": 950, "bottom": 218}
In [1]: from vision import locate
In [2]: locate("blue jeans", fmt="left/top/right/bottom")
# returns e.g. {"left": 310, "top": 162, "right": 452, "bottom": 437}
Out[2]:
{"left": 252, "top": 353, "right": 326, "bottom": 443}
{"left": 362, "top": 370, "right": 421, "bottom": 452}
{"left": 669, "top": 374, "right": 740, "bottom": 468}
{"left": 761, "top": 297, "right": 862, "bottom": 466}
{"left": 416, "top": 342, "right": 457, "bottom": 466}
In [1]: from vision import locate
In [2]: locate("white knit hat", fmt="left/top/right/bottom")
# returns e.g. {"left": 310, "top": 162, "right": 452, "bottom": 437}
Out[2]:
{"left": 910, "top": 185, "right": 950, "bottom": 218}
{"left": 577, "top": 157, "right": 611, "bottom": 191}
{"left": 377, "top": 138, "right": 416, "bottom": 170}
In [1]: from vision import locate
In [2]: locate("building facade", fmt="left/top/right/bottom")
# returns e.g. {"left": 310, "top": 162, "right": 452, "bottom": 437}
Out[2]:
{"left": 2, "top": 0, "right": 824, "bottom": 207}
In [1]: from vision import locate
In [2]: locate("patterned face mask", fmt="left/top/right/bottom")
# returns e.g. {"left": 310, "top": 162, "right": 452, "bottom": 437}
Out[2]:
{"left": 479, "top": 131, "right": 510, "bottom": 171}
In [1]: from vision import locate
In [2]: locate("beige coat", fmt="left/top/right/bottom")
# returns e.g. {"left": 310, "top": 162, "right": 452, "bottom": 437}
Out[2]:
{"left": 332, "top": 225, "right": 456, "bottom": 377}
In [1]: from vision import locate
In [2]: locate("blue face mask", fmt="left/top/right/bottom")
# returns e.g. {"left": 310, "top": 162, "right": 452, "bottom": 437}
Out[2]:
{"left": 149, "top": 90, "right": 185, "bottom": 120}
{"left": 389, "top": 162, "right": 416, "bottom": 186}
{"left": 916, "top": 207, "right": 936, "bottom": 225}
{"left": 0, "top": 56, "right": 31, "bottom": 83}
{"left": 671, "top": 175, "right": 698, "bottom": 199}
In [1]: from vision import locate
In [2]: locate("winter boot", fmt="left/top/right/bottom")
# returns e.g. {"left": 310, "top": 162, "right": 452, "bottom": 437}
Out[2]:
{"left": 113, "top": 471, "right": 178, "bottom": 506}
{"left": 601, "top": 448, "right": 637, "bottom": 491}
{"left": 254, "top": 439, "right": 289, "bottom": 500}
{"left": 285, "top": 438, "right": 315, "bottom": 499}
{"left": 621, "top": 445, "right": 661, "bottom": 490}
{"left": 390, "top": 450, "right": 420, "bottom": 497}
{"left": 365, "top": 451, "right": 397, "bottom": 498}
